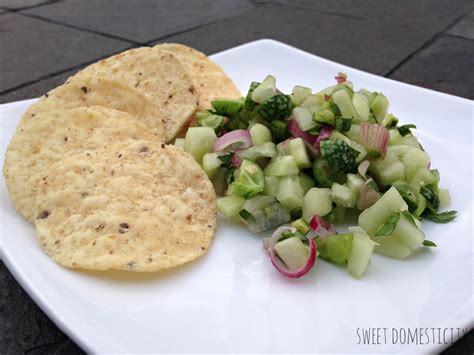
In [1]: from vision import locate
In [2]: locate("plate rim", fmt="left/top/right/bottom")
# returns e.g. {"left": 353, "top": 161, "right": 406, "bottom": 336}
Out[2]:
{"left": 1, "top": 38, "right": 472, "bottom": 353}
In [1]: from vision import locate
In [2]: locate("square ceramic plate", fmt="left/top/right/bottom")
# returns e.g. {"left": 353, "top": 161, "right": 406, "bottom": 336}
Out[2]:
{"left": 0, "top": 39, "right": 472, "bottom": 353}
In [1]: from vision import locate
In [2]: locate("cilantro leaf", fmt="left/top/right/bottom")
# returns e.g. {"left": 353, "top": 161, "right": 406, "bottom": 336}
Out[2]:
{"left": 376, "top": 212, "right": 400, "bottom": 236}
{"left": 422, "top": 210, "right": 457, "bottom": 223}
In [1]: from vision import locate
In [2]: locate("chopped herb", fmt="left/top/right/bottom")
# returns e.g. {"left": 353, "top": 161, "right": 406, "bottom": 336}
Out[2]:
{"left": 398, "top": 124, "right": 417, "bottom": 136}
{"left": 423, "top": 240, "right": 437, "bottom": 247}
{"left": 422, "top": 210, "right": 457, "bottom": 223}
{"left": 376, "top": 212, "right": 400, "bottom": 236}
{"left": 335, "top": 117, "right": 352, "bottom": 132}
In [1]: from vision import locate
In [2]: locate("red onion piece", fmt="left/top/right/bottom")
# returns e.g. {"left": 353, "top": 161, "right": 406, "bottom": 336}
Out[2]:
{"left": 231, "top": 153, "right": 242, "bottom": 168}
{"left": 213, "top": 129, "right": 252, "bottom": 152}
{"left": 360, "top": 122, "right": 389, "bottom": 159}
{"left": 357, "top": 180, "right": 381, "bottom": 210}
{"left": 304, "top": 140, "right": 318, "bottom": 158}
{"left": 313, "top": 126, "right": 334, "bottom": 156}
{"left": 324, "top": 94, "right": 331, "bottom": 102}
{"left": 288, "top": 119, "right": 317, "bottom": 145}
{"left": 264, "top": 226, "right": 317, "bottom": 279}
{"left": 309, "top": 215, "right": 336, "bottom": 237}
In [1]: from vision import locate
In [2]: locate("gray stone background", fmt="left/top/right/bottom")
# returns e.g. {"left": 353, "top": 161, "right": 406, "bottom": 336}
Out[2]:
{"left": 0, "top": 0, "right": 473, "bottom": 353}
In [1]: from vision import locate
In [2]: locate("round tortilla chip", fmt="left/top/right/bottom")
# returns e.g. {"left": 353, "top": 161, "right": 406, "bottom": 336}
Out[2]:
{"left": 21, "top": 77, "right": 166, "bottom": 140}
{"left": 155, "top": 43, "right": 241, "bottom": 109}
{"left": 3, "top": 106, "right": 157, "bottom": 222}
{"left": 34, "top": 141, "right": 216, "bottom": 272}
{"left": 70, "top": 47, "right": 199, "bottom": 142}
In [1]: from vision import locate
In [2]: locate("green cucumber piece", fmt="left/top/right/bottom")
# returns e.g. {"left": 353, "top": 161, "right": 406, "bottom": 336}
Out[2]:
{"left": 291, "top": 218, "right": 310, "bottom": 235}
{"left": 291, "top": 85, "right": 312, "bottom": 106}
{"left": 347, "top": 226, "right": 377, "bottom": 279}
{"left": 312, "top": 158, "right": 346, "bottom": 188}
{"left": 302, "top": 187, "right": 332, "bottom": 222}
{"left": 249, "top": 123, "right": 272, "bottom": 146}
{"left": 231, "top": 159, "right": 265, "bottom": 199}
{"left": 300, "top": 93, "right": 325, "bottom": 108}
{"left": 251, "top": 75, "right": 276, "bottom": 103}
{"left": 237, "top": 142, "right": 277, "bottom": 161}
{"left": 277, "top": 175, "right": 304, "bottom": 211}
{"left": 378, "top": 161, "right": 405, "bottom": 187}
{"left": 347, "top": 173, "right": 364, "bottom": 195}
{"left": 352, "top": 92, "right": 370, "bottom": 122}
{"left": 409, "top": 168, "right": 436, "bottom": 193}
{"left": 243, "top": 81, "right": 259, "bottom": 111}
{"left": 316, "top": 233, "right": 354, "bottom": 265}
{"left": 299, "top": 172, "right": 315, "bottom": 194}
{"left": 358, "top": 186, "right": 408, "bottom": 236}
{"left": 372, "top": 234, "right": 413, "bottom": 260}
{"left": 274, "top": 236, "right": 309, "bottom": 270}
{"left": 438, "top": 188, "right": 451, "bottom": 209}
{"left": 263, "top": 176, "right": 279, "bottom": 197}
{"left": 370, "top": 93, "right": 389, "bottom": 123}
{"left": 211, "top": 98, "right": 243, "bottom": 116}
{"left": 345, "top": 124, "right": 361, "bottom": 143}
{"left": 264, "top": 156, "right": 299, "bottom": 176}
{"left": 388, "top": 128, "right": 403, "bottom": 145}
{"left": 240, "top": 203, "right": 291, "bottom": 233}
{"left": 242, "top": 195, "right": 276, "bottom": 213}
{"left": 293, "top": 107, "right": 316, "bottom": 131}
{"left": 217, "top": 195, "right": 246, "bottom": 219}
{"left": 331, "top": 183, "right": 356, "bottom": 208}
{"left": 332, "top": 89, "right": 359, "bottom": 120}
{"left": 288, "top": 138, "right": 312, "bottom": 168}
{"left": 329, "top": 131, "right": 367, "bottom": 163}
{"left": 202, "top": 152, "right": 222, "bottom": 178}
{"left": 402, "top": 147, "right": 430, "bottom": 181}
{"left": 184, "top": 127, "right": 217, "bottom": 164}
{"left": 258, "top": 94, "right": 293, "bottom": 120}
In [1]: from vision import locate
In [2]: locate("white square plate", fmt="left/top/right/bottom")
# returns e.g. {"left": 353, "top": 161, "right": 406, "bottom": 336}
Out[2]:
{"left": 1, "top": 39, "right": 472, "bottom": 353}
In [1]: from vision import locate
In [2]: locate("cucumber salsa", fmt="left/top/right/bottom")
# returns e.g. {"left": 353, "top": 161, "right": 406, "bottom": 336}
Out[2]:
{"left": 176, "top": 73, "right": 457, "bottom": 279}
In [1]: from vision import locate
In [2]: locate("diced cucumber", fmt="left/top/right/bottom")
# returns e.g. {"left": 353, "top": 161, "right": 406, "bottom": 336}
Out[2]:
{"left": 332, "top": 89, "right": 359, "bottom": 120}
{"left": 291, "top": 85, "right": 312, "bottom": 106}
{"left": 240, "top": 203, "right": 291, "bottom": 233}
{"left": 352, "top": 92, "right": 370, "bottom": 122}
{"left": 370, "top": 93, "right": 389, "bottom": 123}
{"left": 358, "top": 186, "right": 408, "bottom": 236}
{"left": 345, "top": 124, "right": 361, "bottom": 143}
{"left": 313, "top": 108, "right": 335, "bottom": 125}
{"left": 288, "top": 138, "right": 312, "bottom": 168}
{"left": 274, "top": 236, "right": 309, "bottom": 270}
{"left": 277, "top": 175, "right": 304, "bottom": 211}
{"left": 217, "top": 195, "right": 246, "bottom": 219}
{"left": 276, "top": 139, "right": 291, "bottom": 156}
{"left": 232, "top": 159, "right": 265, "bottom": 199}
{"left": 372, "top": 235, "right": 414, "bottom": 260}
{"left": 242, "top": 195, "right": 276, "bottom": 213}
{"left": 381, "top": 113, "right": 399, "bottom": 128}
{"left": 391, "top": 212, "right": 425, "bottom": 250}
{"left": 211, "top": 98, "right": 242, "bottom": 116}
{"left": 300, "top": 93, "right": 325, "bottom": 108}
{"left": 331, "top": 183, "right": 356, "bottom": 208}
{"left": 316, "top": 233, "right": 354, "bottom": 264}
{"left": 402, "top": 147, "right": 430, "bottom": 181}
{"left": 263, "top": 176, "right": 279, "bottom": 197}
{"left": 347, "top": 173, "right": 364, "bottom": 195}
{"left": 402, "top": 135, "right": 422, "bottom": 149}
{"left": 243, "top": 81, "right": 259, "bottom": 111}
{"left": 330, "top": 131, "right": 367, "bottom": 163}
{"left": 347, "top": 226, "right": 377, "bottom": 279}
{"left": 293, "top": 107, "right": 316, "bottom": 131}
{"left": 291, "top": 218, "right": 310, "bottom": 235}
{"left": 299, "top": 172, "right": 315, "bottom": 194}
{"left": 409, "top": 167, "right": 436, "bottom": 193}
{"left": 438, "top": 188, "right": 451, "bottom": 209}
{"left": 174, "top": 138, "right": 185, "bottom": 150}
{"left": 184, "top": 127, "right": 217, "bottom": 164}
{"left": 302, "top": 187, "right": 332, "bottom": 222}
{"left": 389, "top": 128, "right": 403, "bottom": 145}
{"left": 211, "top": 168, "right": 227, "bottom": 196}
{"left": 359, "top": 88, "right": 376, "bottom": 102}
{"left": 388, "top": 144, "right": 409, "bottom": 157}
{"left": 202, "top": 152, "right": 222, "bottom": 178}
{"left": 369, "top": 149, "right": 399, "bottom": 180}
{"left": 264, "top": 156, "right": 299, "bottom": 176}
{"left": 251, "top": 75, "right": 277, "bottom": 103}
{"left": 237, "top": 142, "right": 277, "bottom": 161}
{"left": 249, "top": 123, "right": 272, "bottom": 146}
{"left": 413, "top": 194, "right": 427, "bottom": 218}
{"left": 378, "top": 161, "right": 405, "bottom": 187}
